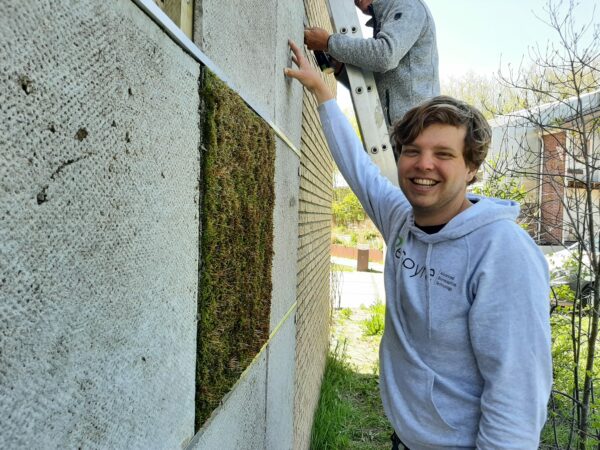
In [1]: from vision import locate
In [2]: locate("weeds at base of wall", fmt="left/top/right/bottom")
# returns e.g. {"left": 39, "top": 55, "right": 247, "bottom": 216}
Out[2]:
{"left": 195, "top": 69, "right": 275, "bottom": 429}
{"left": 360, "top": 300, "right": 385, "bottom": 337}
{"left": 310, "top": 341, "right": 390, "bottom": 450}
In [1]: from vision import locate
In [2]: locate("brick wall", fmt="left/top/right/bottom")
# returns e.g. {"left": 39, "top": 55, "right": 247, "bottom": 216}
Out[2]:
{"left": 293, "top": 1, "right": 337, "bottom": 448}
{"left": 540, "top": 132, "right": 566, "bottom": 244}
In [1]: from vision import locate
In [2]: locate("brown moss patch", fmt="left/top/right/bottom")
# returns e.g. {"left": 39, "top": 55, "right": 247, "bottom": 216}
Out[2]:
{"left": 195, "top": 70, "right": 275, "bottom": 429}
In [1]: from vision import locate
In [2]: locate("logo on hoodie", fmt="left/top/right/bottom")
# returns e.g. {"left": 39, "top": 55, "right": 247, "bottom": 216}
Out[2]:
{"left": 395, "top": 235, "right": 404, "bottom": 249}
{"left": 394, "top": 236, "right": 435, "bottom": 280}
{"left": 393, "top": 235, "right": 458, "bottom": 292}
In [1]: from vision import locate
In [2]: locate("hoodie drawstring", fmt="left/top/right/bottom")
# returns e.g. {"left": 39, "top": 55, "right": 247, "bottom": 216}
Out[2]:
{"left": 425, "top": 243, "right": 433, "bottom": 339}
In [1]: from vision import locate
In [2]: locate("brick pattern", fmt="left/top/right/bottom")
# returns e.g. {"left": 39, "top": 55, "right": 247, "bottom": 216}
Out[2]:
{"left": 293, "top": 1, "right": 337, "bottom": 448}
{"left": 540, "top": 132, "right": 567, "bottom": 244}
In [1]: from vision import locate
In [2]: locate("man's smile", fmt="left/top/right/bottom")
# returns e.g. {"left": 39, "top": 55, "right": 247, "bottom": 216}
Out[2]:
{"left": 410, "top": 178, "right": 439, "bottom": 187}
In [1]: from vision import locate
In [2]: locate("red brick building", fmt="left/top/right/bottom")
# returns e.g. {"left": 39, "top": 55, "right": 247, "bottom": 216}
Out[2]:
{"left": 488, "top": 90, "right": 600, "bottom": 245}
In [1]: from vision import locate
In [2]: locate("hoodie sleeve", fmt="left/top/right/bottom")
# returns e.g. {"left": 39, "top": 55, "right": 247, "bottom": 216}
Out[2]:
{"left": 318, "top": 99, "right": 408, "bottom": 240}
{"left": 327, "top": 1, "right": 427, "bottom": 73}
{"left": 468, "top": 225, "right": 552, "bottom": 449}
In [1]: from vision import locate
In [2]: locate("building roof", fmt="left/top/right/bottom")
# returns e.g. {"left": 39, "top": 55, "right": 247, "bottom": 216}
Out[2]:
{"left": 489, "top": 89, "right": 600, "bottom": 130}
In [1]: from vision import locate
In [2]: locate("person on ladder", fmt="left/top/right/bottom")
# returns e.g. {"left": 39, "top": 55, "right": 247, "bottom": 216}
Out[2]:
{"left": 305, "top": 0, "right": 440, "bottom": 133}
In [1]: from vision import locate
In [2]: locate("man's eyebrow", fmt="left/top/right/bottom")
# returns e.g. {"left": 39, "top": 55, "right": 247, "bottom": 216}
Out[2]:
{"left": 403, "top": 143, "right": 457, "bottom": 151}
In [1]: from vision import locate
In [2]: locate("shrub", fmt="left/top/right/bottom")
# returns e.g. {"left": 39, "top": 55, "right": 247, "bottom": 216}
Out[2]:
{"left": 340, "top": 308, "right": 352, "bottom": 320}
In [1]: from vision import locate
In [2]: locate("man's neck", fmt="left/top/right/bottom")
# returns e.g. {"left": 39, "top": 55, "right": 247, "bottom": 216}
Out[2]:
{"left": 413, "top": 198, "right": 473, "bottom": 227}
{"left": 414, "top": 222, "right": 446, "bottom": 235}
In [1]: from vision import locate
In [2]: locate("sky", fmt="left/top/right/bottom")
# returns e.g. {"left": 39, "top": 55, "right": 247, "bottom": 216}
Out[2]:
{"left": 337, "top": 0, "right": 597, "bottom": 108}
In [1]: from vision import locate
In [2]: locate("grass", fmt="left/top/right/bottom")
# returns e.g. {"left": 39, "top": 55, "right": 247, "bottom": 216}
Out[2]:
{"left": 339, "top": 308, "right": 352, "bottom": 320}
{"left": 311, "top": 304, "right": 390, "bottom": 449}
{"left": 360, "top": 300, "right": 386, "bottom": 337}
{"left": 310, "top": 342, "right": 391, "bottom": 450}
{"left": 195, "top": 70, "right": 275, "bottom": 428}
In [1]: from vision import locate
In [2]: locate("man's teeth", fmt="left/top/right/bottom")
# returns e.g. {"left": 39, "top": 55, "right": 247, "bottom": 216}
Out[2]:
{"left": 413, "top": 178, "right": 437, "bottom": 186}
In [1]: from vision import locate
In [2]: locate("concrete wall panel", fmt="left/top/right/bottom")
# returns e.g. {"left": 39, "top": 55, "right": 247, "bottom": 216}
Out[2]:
{"left": 189, "top": 352, "right": 268, "bottom": 450}
{"left": 270, "top": 137, "right": 301, "bottom": 329}
{"left": 274, "top": 1, "right": 306, "bottom": 148}
{"left": 0, "top": 1, "right": 199, "bottom": 448}
{"left": 193, "top": 0, "right": 278, "bottom": 120}
{"left": 266, "top": 317, "right": 296, "bottom": 450}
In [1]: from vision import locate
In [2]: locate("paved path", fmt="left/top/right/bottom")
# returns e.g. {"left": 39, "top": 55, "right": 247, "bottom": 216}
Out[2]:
{"left": 331, "top": 257, "right": 385, "bottom": 309}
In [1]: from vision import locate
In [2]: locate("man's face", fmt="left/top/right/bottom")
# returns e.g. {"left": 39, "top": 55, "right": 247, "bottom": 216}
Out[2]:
{"left": 354, "top": 0, "right": 373, "bottom": 14}
{"left": 397, "top": 124, "right": 476, "bottom": 226}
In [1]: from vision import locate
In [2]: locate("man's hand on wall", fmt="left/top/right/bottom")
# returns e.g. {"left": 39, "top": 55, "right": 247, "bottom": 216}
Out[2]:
{"left": 304, "top": 27, "right": 331, "bottom": 51}
{"left": 284, "top": 40, "right": 334, "bottom": 105}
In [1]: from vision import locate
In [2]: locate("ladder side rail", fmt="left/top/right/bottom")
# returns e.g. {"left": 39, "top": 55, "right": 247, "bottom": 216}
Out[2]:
{"left": 326, "top": 1, "right": 399, "bottom": 186}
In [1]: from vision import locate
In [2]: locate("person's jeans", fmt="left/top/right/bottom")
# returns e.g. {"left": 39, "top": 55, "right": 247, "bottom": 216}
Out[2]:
{"left": 391, "top": 431, "right": 410, "bottom": 450}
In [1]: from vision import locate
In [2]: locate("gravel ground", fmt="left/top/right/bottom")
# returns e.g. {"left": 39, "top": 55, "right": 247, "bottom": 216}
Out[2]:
{"left": 330, "top": 307, "right": 382, "bottom": 375}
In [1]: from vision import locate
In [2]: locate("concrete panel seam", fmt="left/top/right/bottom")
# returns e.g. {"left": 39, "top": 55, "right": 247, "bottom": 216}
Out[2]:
{"left": 131, "top": 0, "right": 301, "bottom": 159}
{"left": 185, "top": 301, "right": 298, "bottom": 449}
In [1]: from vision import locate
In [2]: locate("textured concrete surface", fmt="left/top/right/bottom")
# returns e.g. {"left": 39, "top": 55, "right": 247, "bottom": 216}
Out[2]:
{"left": 274, "top": 0, "right": 306, "bottom": 148}
{"left": 188, "top": 351, "right": 268, "bottom": 450}
{"left": 266, "top": 317, "right": 296, "bottom": 450}
{"left": 0, "top": 1, "right": 199, "bottom": 448}
{"left": 195, "top": 0, "right": 305, "bottom": 147}
{"left": 193, "top": 0, "right": 278, "bottom": 121}
{"left": 266, "top": 137, "right": 299, "bottom": 447}
{"left": 2, "top": 0, "right": 333, "bottom": 448}
{"left": 270, "top": 137, "right": 301, "bottom": 329}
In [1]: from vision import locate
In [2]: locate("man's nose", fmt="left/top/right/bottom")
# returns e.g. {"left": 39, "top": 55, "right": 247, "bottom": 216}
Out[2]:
{"left": 414, "top": 153, "right": 435, "bottom": 171}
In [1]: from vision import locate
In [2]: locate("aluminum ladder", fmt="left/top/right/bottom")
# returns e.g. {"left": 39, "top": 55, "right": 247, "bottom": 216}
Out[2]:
{"left": 325, "top": 1, "right": 399, "bottom": 186}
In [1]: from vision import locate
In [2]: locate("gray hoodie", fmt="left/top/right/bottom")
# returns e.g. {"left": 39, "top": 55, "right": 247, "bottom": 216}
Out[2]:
{"left": 328, "top": 0, "right": 440, "bottom": 125}
{"left": 319, "top": 99, "right": 552, "bottom": 449}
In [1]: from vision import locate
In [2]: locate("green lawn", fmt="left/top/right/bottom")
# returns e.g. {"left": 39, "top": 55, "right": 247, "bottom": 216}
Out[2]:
{"left": 311, "top": 307, "right": 391, "bottom": 450}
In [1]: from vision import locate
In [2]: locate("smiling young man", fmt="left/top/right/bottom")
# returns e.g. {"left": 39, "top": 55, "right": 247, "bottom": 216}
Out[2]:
{"left": 285, "top": 40, "right": 552, "bottom": 449}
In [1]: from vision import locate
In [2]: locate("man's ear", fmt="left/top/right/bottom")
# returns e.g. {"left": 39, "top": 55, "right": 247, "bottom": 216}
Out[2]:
{"left": 466, "top": 165, "right": 477, "bottom": 183}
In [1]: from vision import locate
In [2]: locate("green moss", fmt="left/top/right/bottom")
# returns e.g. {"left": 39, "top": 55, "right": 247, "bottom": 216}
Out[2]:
{"left": 196, "top": 70, "right": 275, "bottom": 429}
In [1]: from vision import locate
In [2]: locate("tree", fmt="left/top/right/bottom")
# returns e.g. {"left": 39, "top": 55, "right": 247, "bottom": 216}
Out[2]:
{"left": 489, "top": 1, "right": 599, "bottom": 447}
{"left": 441, "top": 71, "right": 526, "bottom": 119}
{"left": 471, "top": 160, "right": 528, "bottom": 202}
{"left": 332, "top": 187, "right": 366, "bottom": 226}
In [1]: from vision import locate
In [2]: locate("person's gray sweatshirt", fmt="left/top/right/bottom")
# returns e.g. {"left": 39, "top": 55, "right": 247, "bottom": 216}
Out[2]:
{"left": 328, "top": 0, "right": 440, "bottom": 125}
{"left": 318, "top": 99, "right": 552, "bottom": 449}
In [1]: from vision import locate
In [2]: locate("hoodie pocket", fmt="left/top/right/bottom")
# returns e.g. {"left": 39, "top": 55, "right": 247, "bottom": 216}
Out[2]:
{"left": 386, "top": 360, "right": 459, "bottom": 444}
{"left": 429, "top": 373, "right": 459, "bottom": 431}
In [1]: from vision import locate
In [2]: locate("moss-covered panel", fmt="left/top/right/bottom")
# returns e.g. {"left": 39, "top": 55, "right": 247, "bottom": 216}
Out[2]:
{"left": 196, "top": 70, "right": 275, "bottom": 428}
